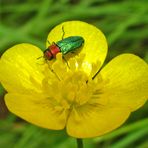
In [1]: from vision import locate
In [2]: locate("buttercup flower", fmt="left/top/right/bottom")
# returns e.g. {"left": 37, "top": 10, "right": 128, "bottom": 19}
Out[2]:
{"left": 0, "top": 21, "right": 148, "bottom": 138}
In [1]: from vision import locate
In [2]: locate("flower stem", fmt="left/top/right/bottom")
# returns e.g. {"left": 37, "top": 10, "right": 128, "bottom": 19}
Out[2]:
{"left": 76, "top": 138, "right": 83, "bottom": 148}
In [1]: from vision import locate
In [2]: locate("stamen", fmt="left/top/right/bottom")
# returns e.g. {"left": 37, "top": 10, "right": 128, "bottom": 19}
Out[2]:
{"left": 41, "top": 52, "right": 105, "bottom": 111}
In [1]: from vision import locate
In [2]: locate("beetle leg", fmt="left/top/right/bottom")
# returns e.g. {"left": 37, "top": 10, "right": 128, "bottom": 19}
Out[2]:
{"left": 48, "top": 64, "right": 61, "bottom": 81}
{"left": 63, "top": 56, "right": 70, "bottom": 69}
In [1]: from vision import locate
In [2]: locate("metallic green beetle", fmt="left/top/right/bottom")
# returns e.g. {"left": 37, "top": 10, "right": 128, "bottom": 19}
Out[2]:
{"left": 44, "top": 36, "right": 84, "bottom": 60}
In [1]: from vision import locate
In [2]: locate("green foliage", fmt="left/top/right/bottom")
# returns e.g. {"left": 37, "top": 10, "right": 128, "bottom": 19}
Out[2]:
{"left": 0, "top": 0, "right": 147, "bottom": 147}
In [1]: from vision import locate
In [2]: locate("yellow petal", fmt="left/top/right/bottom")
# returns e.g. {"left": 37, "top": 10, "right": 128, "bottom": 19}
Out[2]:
{"left": 99, "top": 54, "right": 148, "bottom": 111}
{"left": 46, "top": 21, "right": 108, "bottom": 75}
{"left": 0, "top": 43, "right": 44, "bottom": 93}
{"left": 5, "top": 93, "right": 68, "bottom": 130}
{"left": 67, "top": 106, "right": 130, "bottom": 138}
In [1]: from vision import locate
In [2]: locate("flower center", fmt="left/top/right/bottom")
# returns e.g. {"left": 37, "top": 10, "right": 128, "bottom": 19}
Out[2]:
{"left": 42, "top": 53, "right": 105, "bottom": 112}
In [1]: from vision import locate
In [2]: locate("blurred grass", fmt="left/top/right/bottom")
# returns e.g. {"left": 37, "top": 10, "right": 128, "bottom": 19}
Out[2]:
{"left": 0, "top": 0, "right": 148, "bottom": 148}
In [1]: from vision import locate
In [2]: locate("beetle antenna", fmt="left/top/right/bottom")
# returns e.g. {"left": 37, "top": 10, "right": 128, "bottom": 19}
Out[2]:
{"left": 36, "top": 56, "right": 46, "bottom": 65}
{"left": 47, "top": 40, "right": 51, "bottom": 45}
{"left": 62, "top": 26, "right": 65, "bottom": 40}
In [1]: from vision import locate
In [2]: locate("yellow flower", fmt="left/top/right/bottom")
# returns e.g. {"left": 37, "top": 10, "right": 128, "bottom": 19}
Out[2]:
{"left": 0, "top": 21, "right": 148, "bottom": 138}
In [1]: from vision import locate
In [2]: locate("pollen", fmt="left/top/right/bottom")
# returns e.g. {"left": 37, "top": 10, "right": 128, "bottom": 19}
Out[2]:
{"left": 42, "top": 53, "right": 104, "bottom": 112}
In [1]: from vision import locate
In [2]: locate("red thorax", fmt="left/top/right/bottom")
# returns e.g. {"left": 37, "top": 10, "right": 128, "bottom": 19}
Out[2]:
{"left": 44, "top": 44, "right": 60, "bottom": 60}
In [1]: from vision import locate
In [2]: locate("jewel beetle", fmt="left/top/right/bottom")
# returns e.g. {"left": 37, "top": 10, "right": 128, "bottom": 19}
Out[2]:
{"left": 44, "top": 27, "right": 84, "bottom": 60}
{"left": 44, "top": 36, "right": 84, "bottom": 60}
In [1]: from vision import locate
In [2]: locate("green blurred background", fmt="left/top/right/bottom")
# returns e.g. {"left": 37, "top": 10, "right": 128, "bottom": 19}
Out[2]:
{"left": 0, "top": 0, "right": 148, "bottom": 148}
